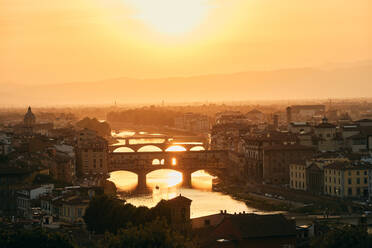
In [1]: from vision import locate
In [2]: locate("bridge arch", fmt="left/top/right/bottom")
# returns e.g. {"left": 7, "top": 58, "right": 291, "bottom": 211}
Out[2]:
{"left": 108, "top": 170, "right": 138, "bottom": 191}
{"left": 113, "top": 147, "right": 135, "bottom": 153}
{"left": 190, "top": 146, "right": 205, "bottom": 151}
{"left": 137, "top": 145, "right": 163, "bottom": 152}
{"left": 165, "top": 145, "right": 187, "bottom": 152}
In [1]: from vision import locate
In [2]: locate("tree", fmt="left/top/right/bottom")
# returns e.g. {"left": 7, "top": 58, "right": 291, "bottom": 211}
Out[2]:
{"left": 101, "top": 218, "right": 196, "bottom": 248}
{"left": 0, "top": 229, "right": 74, "bottom": 248}
{"left": 310, "top": 225, "right": 371, "bottom": 248}
{"left": 76, "top": 117, "right": 111, "bottom": 137}
{"left": 84, "top": 195, "right": 173, "bottom": 234}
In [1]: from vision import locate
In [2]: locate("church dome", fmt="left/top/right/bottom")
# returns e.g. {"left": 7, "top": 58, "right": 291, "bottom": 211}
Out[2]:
{"left": 24, "top": 106, "right": 36, "bottom": 127}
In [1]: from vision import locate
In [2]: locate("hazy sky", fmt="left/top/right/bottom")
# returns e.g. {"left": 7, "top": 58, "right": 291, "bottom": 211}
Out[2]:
{"left": 1, "top": 0, "right": 371, "bottom": 85}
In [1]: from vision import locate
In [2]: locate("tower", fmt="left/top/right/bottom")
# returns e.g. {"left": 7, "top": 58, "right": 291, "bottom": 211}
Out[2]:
{"left": 286, "top": 106, "right": 292, "bottom": 124}
{"left": 24, "top": 106, "right": 36, "bottom": 127}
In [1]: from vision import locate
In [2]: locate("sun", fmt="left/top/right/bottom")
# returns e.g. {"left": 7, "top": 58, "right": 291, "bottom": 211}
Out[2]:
{"left": 126, "top": 0, "right": 210, "bottom": 35}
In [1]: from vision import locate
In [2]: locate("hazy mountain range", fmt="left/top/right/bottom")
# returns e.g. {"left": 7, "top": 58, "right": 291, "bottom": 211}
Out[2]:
{"left": 1, "top": 62, "right": 371, "bottom": 106}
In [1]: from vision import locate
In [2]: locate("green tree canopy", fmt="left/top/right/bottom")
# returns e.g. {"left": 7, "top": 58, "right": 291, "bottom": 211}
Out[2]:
{"left": 310, "top": 225, "right": 371, "bottom": 248}
{"left": 83, "top": 195, "right": 172, "bottom": 234}
{"left": 0, "top": 229, "right": 74, "bottom": 248}
{"left": 101, "top": 218, "right": 196, "bottom": 248}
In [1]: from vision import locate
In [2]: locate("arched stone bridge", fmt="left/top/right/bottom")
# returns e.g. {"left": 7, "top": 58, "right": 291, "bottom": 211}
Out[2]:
{"left": 109, "top": 142, "right": 206, "bottom": 153}
{"left": 109, "top": 150, "right": 228, "bottom": 189}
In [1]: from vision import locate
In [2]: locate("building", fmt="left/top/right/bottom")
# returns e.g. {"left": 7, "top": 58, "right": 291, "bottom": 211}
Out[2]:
{"left": 76, "top": 129, "right": 108, "bottom": 176}
{"left": 314, "top": 117, "right": 340, "bottom": 152}
{"left": 174, "top": 113, "right": 210, "bottom": 133}
{"left": 355, "top": 119, "right": 372, "bottom": 127}
{"left": 215, "top": 111, "right": 248, "bottom": 125}
{"left": 286, "top": 105, "right": 325, "bottom": 123}
{"left": 13, "top": 106, "right": 53, "bottom": 136}
{"left": 0, "top": 132, "right": 12, "bottom": 155}
{"left": 77, "top": 128, "right": 98, "bottom": 146}
{"left": 167, "top": 195, "right": 192, "bottom": 232}
{"left": 193, "top": 212, "right": 296, "bottom": 248}
{"left": 16, "top": 184, "right": 54, "bottom": 218}
{"left": 290, "top": 161, "right": 326, "bottom": 194}
{"left": 263, "top": 144, "right": 314, "bottom": 185}
{"left": 306, "top": 163, "right": 325, "bottom": 194}
{"left": 240, "top": 131, "right": 299, "bottom": 182}
{"left": 0, "top": 167, "right": 35, "bottom": 215}
{"left": 323, "top": 161, "right": 369, "bottom": 198}
{"left": 59, "top": 195, "right": 90, "bottom": 224}
{"left": 24, "top": 106, "right": 36, "bottom": 127}
{"left": 50, "top": 153, "right": 76, "bottom": 183}
{"left": 288, "top": 122, "right": 312, "bottom": 134}
{"left": 245, "top": 109, "right": 266, "bottom": 123}
{"left": 290, "top": 164, "right": 307, "bottom": 191}
{"left": 211, "top": 123, "right": 251, "bottom": 151}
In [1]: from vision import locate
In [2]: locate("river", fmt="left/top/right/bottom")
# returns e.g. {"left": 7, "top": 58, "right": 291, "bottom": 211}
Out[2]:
{"left": 108, "top": 130, "right": 272, "bottom": 218}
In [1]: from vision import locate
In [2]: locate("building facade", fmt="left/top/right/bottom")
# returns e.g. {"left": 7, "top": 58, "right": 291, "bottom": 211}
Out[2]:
{"left": 324, "top": 161, "right": 369, "bottom": 198}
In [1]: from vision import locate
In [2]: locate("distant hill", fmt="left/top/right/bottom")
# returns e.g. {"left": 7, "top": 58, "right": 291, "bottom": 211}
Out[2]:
{"left": 1, "top": 63, "right": 371, "bottom": 106}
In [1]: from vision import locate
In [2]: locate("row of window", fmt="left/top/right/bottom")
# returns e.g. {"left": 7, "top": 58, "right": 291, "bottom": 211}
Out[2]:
{"left": 325, "top": 177, "right": 368, "bottom": 185}
{"left": 290, "top": 180, "right": 306, "bottom": 189}
{"left": 325, "top": 170, "right": 367, "bottom": 176}
{"left": 62, "top": 206, "right": 83, "bottom": 218}
{"left": 290, "top": 172, "right": 305, "bottom": 179}
{"left": 325, "top": 186, "right": 367, "bottom": 196}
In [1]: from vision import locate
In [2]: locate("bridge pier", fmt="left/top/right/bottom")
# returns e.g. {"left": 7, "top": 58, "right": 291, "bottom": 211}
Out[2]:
{"left": 182, "top": 171, "right": 192, "bottom": 188}
{"left": 136, "top": 171, "right": 147, "bottom": 192}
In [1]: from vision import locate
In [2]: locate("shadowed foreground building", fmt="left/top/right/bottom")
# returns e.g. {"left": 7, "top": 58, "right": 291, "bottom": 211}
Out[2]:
{"left": 192, "top": 212, "right": 296, "bottom": 248}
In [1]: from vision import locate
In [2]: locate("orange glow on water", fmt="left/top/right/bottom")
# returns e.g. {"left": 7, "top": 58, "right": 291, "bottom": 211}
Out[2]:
{"left": 108, "top": 171, "right": 138, "bottom": 191}
{"left": 147, "top": 169, "right": 182, "bottom": 188}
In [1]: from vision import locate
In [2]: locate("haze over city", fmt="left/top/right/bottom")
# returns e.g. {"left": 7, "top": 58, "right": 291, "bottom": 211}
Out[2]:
{"left": 1, "top": 0, "right": 371, "bottom": 105}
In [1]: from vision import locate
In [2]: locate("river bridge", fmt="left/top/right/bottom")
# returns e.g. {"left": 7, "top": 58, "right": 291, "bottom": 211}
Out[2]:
{"left": 109, "top": 150, "right": 228, "bottom": 189}
{"left": 109, "top": 135, "right": 207, "bottom": 153}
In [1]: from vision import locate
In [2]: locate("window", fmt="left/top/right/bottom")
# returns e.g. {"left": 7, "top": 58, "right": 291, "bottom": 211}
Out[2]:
{"left": 357, "top": 171, "right": 360, "bottom": 176}
{"left": 364, "top": 171, "right": 367, "bottom": 176}
{"left": 357, "top": 187, "right": 361, "bottom": 196}
{"left": 348, "top": 178, "right": 352, "bottom": 185}
{"left": 77, "top": 208, "right": 82, "bottom": 217}
{"left": 348, "top": 171, "right": 351, "bottom": 176}
{"left": 348, "top": 188, "right": 352, "bottom": 195}
{"left": 364, "top": 178, "right": 368, "bottom": 184}
{"left": 357, "top": 178, "right": 360, "bottom": 184}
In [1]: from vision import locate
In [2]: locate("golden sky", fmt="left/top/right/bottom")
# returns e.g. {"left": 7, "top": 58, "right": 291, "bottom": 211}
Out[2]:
{"left": 1, "top": 0, "right": 371, "bottom": 85}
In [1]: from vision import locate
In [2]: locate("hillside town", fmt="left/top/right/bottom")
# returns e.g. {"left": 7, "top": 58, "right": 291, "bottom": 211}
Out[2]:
{"left": 0, "top": 103, "right": 371, "bottom": 247}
